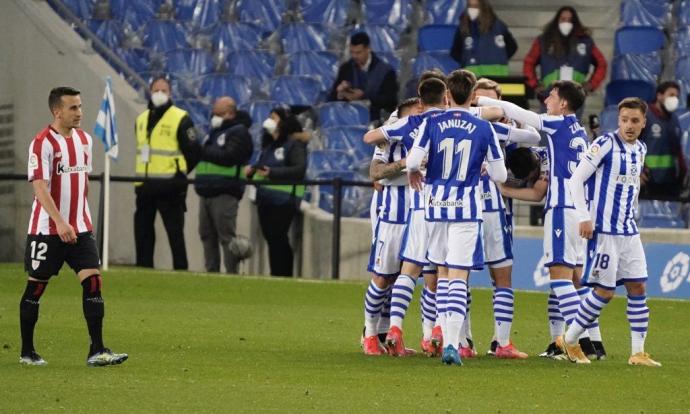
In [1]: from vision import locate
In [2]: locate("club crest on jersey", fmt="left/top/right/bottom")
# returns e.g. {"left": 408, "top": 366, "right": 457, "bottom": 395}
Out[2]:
{"left": 57, "top": 161, "right": 88, "bottom": 175}
{"left": 31, "top": 260, "right": 40, "bottom": 270}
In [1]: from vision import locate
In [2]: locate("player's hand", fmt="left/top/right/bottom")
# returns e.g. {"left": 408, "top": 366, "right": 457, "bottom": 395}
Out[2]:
{"left": 57, "top": 221, "right": 77, "bottom": 244}
{"left": 579, "top": 220, "right": 594, "bottom": 240}
{"left": 640, "top": 168, "right": 650, "bottom": 186}
{"left": 256, "top": 167, "right": 270, "bottom": 178}
{"left": 408, "top": 170, "right": 424, "bottom": 192}
{"left": 480, "top": 163, "right": 488, "bottom": 176}
{"left": 244, "top": 165, "right": 255, "bottom": 179}
{"left": 336, "top": 81, "right": 350, "bottom": 93}
{"left": 373, "top": 181, "right": 383, "bottom": 192}
{"left": 349, "top": 88, "right": 365, "bottom": 100}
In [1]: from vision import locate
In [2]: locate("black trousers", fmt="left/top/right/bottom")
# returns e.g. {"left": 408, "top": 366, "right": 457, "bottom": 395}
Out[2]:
{"left": 134, "top": 187, "right": 188, "bottom": 270}
{"left": 257, "top": 203, "right": 297, "bottom": 277}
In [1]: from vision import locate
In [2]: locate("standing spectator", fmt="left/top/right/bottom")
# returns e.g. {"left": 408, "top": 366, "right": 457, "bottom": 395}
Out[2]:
{"left": 329, "top": 32, "right": 399, "bottom": 122}
{"left": 523, "top": 6, "right": 607, "bottom": 100}
{"left": 245, "top": 108, "right": 307, "bottom": 277}
{"left": 134, "top": 76, "right": 200, "bottom": 270}
{"left": 639, "top": 81, "right": 687, "bottom": 199}
{"left": 194, "top": 97, "right": 253, "bottom": 274}
{"left": 450, "top": 0, "right": 517, "bottom": 77}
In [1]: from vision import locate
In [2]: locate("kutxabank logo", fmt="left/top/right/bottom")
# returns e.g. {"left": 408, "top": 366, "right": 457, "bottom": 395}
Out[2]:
{"left": 660, "top": 252, "right": 690, "bottom": 293}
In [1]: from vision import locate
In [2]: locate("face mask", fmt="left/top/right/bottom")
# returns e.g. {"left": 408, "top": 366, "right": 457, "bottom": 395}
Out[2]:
{"left": 263, "top": 118, "right": 278, "bottom": 135}
{"left": 559, "top": 22, "right": 573, "bottom": 36}
{"left": 663, "top": 96, "right": 679, "bottom": 113}
{"left": 467, "top": 7, "right": 480, "bottom": 21}
{"left": 151, "top": 91, "right": 169, "bottom": 107}
{"left": 210, "top": 115, "right": 223, "bottom": 129}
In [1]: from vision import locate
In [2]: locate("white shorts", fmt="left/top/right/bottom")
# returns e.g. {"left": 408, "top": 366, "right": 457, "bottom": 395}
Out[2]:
{"left": 427, "top": 221, "right": 484, "bottom": 270}
{"left": 483, "top": 211, "right": 513, "bottom": 268}
{"left": 543, "top": 207, "right": 585, "bottom": 268}
{"left": 367, "top": 220, "right": 405, "bottom": 277}
{"left": 582, "top": 233, "right": 648, "bottom": 290}
{"left": 399, "top": 209, "right": 429, "bottom": 266}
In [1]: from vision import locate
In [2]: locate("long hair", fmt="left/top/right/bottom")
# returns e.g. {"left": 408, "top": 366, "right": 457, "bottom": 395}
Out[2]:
{"left": 261, "top": 106, "right": 302, "bottom": 149}
{"left": 542, "top": 6, "right": 592, "bottom": 59}
{"left": 460, "top": 0, "right": 497, "bottom": 35}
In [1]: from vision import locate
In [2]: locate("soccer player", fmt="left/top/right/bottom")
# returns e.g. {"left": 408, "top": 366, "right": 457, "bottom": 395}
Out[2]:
{"left": 20, "top": 87, "right": 128, "bottom": 366}
{"left": 556, "top": 98, "right": 661, "bottom": 366}
{"left": 407, "top": 69, "right": 507, "bottom": 365}
{"left": 478, "top": 81, "right": 593, "bottom": 357}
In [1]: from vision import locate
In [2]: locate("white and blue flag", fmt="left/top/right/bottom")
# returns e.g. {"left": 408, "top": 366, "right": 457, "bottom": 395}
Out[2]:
{"left": 94, "top": 77, "right": 118, "bottom": 160}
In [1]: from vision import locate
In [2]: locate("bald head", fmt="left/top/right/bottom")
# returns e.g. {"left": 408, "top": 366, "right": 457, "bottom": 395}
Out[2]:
{"left": 213, "top": 96, "right": 237, "bottom": 120}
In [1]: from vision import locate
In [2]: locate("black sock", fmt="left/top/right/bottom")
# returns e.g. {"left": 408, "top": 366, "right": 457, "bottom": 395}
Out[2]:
{"left": 19, "top": 280, "right": 47, "bottom": 356}
{"left": 81, "top": 275, "right": 105, "bottom": 355}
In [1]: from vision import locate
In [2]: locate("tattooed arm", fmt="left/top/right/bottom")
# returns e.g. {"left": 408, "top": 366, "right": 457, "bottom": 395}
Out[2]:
{"left": 369, "top": 158, "right": 406, "bottom": 181}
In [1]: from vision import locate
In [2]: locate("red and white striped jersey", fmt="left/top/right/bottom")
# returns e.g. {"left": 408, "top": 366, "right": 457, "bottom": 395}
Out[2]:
{"left": 27, "top": 126, "right": 93, "bottom": 235}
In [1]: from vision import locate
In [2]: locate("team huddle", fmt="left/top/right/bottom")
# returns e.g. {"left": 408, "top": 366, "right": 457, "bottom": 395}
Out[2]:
{"left": 360, "top": 69, "right": 661, "bottom": 367}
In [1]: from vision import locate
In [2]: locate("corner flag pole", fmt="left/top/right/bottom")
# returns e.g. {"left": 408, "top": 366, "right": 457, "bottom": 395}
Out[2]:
{"left": 103, "top": 151, "right": 111, "bottom": 270}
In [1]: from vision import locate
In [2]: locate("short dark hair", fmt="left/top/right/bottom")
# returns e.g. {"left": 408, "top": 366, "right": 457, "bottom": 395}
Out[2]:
{"left": 418, "top": 69, "right": 447, "bottom": 86}
{"left": 506, "top": 147, "right": 539, "bottom": 180}
{"left": 350, "top": 32, "right": 370, "bottom": 47}
{"left": 446, "top": 69, "right": 477, "bottom": 105}
{"left": 397, "top": 97, "right": 420, "bottom": 117}
{"left": 552, "top": 80, "right": 585, "bottom": 112}
{"left": 48, "top": 86, "right": 80, "bottom": 112}
{"left": 418, "top": 78, "right": 446, "bottom": 106}
{"left": 150, "top": 75, "right": 171, "bottom": 90}
{"left": 618, "top": 97, "right": 648, "bottom": 114}
{"left": 656, "top": 80, "right": 680, "bottom": 96}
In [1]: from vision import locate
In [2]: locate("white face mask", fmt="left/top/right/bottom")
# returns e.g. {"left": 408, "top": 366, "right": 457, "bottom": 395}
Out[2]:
{"left": 151, "top": 91, "right": 169, "bottom": 107}
{"left": 663, "top": 96, "right": 679, "bottom": 113}
{"left": 263, "top": 117, "right": 278, "bottom": 135}
{"left": 559, "top": 22, "right": 573, "bottom": 36}
{"left": 210, "top": 115, "right": 224, "bottom": 129}
{"left": 467, "top": 7, "right": 480, "bottom": 21}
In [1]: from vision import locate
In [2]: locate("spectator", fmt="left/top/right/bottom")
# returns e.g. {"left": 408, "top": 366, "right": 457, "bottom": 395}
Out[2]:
{"left": 523, "top": 6, "right": 607, "bottom": 101}
{"left": 134, "top": 76, "right": 200, "bottom": 270}
{"left": 450, "top": 0, "right": 517, "bottom": 77}
{"left": 245, "top": 108, "right": 307, "bottom": 277}
{"left": 639, "top": 81, "right": 687, "bottom": 199}
{"left": 194, "top": 97, "right": 253, "bottom": 274}
{"left": 329, "top": 32, "right": 399, "bottom": 122}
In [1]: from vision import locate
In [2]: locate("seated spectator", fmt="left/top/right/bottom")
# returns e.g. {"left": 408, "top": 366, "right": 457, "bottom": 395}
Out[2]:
{"left": 639, "top": 81, "right": 687, "bottom": 199}
{"left": 523, "top": 6, "right": 607, "bottom": 101}
{"left": 450, "top": 0, "right": 517, "bottom": 77}
{"left": 329, "top": 32, "right": 398, "bottom": 122}
{"left": 245, "top": 108, "right": 308, "bottom": 277}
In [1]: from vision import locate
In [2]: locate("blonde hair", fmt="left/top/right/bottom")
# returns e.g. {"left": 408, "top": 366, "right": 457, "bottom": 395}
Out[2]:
{"left": 475, "top": 78, "right": 502, "bottom": 99}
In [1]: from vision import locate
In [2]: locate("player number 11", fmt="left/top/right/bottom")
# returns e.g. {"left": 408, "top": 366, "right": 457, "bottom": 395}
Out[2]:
{"left": 439, "top": 138, "right": 472, "bottom": 181}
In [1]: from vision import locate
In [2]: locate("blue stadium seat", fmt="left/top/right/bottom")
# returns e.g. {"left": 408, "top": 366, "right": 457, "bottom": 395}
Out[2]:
{"left": 112, "top": 1, "right": 158, "bottom": 34}
{"left": 317, "top": 170, "right": 372, "bottom": 217}
{"left": 88, "top": 19, "right": 123, "bottom": 50}
{"left": 605, "top": 80, "right": 656, "bottom": 106}
{"left": 174, "top": 0, "right": 224, "bottom": 32}
{"left": 677, "top": 56, "right": 690, "bottom": 81}
{"left": 225, "top": 50, "right": 276, "bottom": 84}
{"left": 279, "top": 23, "right": 329, "bottom": 54}
{"left": 117, "top": 47, "right": 151, "bottom": 74}
{"left": 236, "top": 0, "right": 285, "bottom": 36}
{"left": 673, "top": 28, "right": 690, "bottom": 58}
{"left": 418, "top": 24, "right": 457, "bottom": 52}
{"left": 611, "top": 52, "right": 662, "bottom": 83}
{"left": 412, "top": 51, "right": 459, "bottom": 77}
{"left": 61, "top": 0, "right": 96, "bottom": 19}
{"left": 599, "top": 105, "right": 619, "bottom": 134}
{"left": 680, "top": 0, "right": 690, "bottom": 26}
{"left": 679, "top": 110, "right": 690, "bottom": 162}
{"left": 317, "top": 102, "right": 369, "bottom": 128}
{"left": 307, "top": 150, "right": 355, "bottom": 178}
{"left": 351, "top": 25, "right": 400, "bottom": 53}
{"left": 270, "top": 76, "right": 323, "bottom": 107}
{"left": 212, "top": 22, "right": 264, "bottom": 54}
{"left": 176, "top": 98, "right": 210, "bottom": 135}
{"left": 376, "top": 52, "right": 401, "bottom": 72}
{"left": 164, "top": 48, "right": 215, "bottom": 78}
{"left": 361, "top": 0, "right": 412, "bottom": 28}
{"left": 637, "top": 200, "right": 686, "bottom": 229}
{"left": 286, "top": 51, "right": 338, "bottom": 92}
{"left": 423, "top": 0, "right": 466, "bottom": 25}
{"left": 620, "top": 0, "right": 670, "bottom": 28}
{"left": 614, "top": 26, "right": 665, "bottom": 55}
{"left": 322, "top": 126, "right": 370, "bottom": 162}
{"left": 198, "top": 74, "right": 252, "bottom": 105}
{"left": 143, "top": 21, "right": 189, "bottom": 52}
{"left": 242, "top": 101, "right": 282, "bottom": 126}
{"left": 299, "top": 0, "right": 349, "bottom": 27}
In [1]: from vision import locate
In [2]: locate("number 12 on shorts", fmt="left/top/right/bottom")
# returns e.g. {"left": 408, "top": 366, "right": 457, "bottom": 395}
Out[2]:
{"left": 30, "top": 240, "right": 48, "bottom": 261}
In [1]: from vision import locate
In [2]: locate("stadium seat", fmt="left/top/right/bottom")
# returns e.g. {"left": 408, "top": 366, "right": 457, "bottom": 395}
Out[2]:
{"left": 143, "top": 21, "right": 190, "bottom": 52}
{"left": 176, "top": 98, "right": 210, "bottom": 134}
{"left": 61, "top": 0, "right": 96, "bottom": 19}
{"left": 376, "top": 51, "right": 401, "bottom": 72}
{"left": 417, "top": 24, "right": 457, "bottom": 52}
{"left": 317, "top": 102, "right": 369, "bottom": 128}
{"left": 317, "top": 170, "right": 372, "bottom": 218}
{"left": 279, "top": 23, "right": 330, "bottom": 54}
{"left": 614, "top": 26, "right": 665, "bottom": 55}
{"left": 88, "top": 19, "right": 123, "bottom": 50}
{"left": 225, "top": 50, "right": 276, "bottom": 85}
{"left": 117, "top": 47, "right": 151, "bottom": 74}
{"left": 164, "top": 48, "right": 215, "bottom": 78}
{"left": 321, "top": 126, "right": 370, "bottom": 162}
{"left": 637, "top": 200, "right": 687, "bottom": 229}
{"left": 270, "top": 76, "right": 323, "bottom": 107}
{"left": 677, "top": 56, "right": 690, "bottom": 81}
{"left": 680, "top": 0, "right": 690, "bottom": 26}
{"left": 620, "top": 0, "right": 670, "bottom": 28}
{"left": 351, "top": 25, "right": 400, "bottom": 53}
{"left": 423, "top": 0, "right": 466, "bottom": 25}
{"left": 286, "top": 51, "right": 338, "bottom": 92}
{"left": 212, "top": 22, "right": 264, "bottom": 54}
{"left": 235, "top": 0, "right": 284, "bottom": 36}
{"left": 242, "top": 100, "right": 282, "bottom": 127}
{"left": 361, "top": 0, "right": 412, "bottom": 28}
{"left": 299, "top": 0, "right": 350, "bottom": 27}
{"left": 611, "top": 52, "right": 662, "bottom": 83}
{"left": 599, "top": 105, "right": 619, "bottom": 134}
{"left": 673, "top": 28, "right": 690, "bottom": 58}
{"left": 174, "top": 0, "right": 223, "bottom": 32}
{"left": 605, "top": 80, "right": 656, "bottom": 106}
{"left": 198, "top": 74, "right": 253, "bottom": 105}
{"left": 412, "top": 51, "right": 459, "bottom": 77}
{"left": 307, "top": 149, "right": 355, "bottom": 177}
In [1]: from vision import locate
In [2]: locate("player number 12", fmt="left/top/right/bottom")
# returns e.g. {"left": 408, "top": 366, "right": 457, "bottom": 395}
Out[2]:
{"left": 439, "top": 138, "right": 472, "bottom": 181}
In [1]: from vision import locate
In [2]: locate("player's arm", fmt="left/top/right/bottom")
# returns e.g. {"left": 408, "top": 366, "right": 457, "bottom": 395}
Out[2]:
{"left": 369, "top": 158, "right": 406, "bottom": 181}
{"left": 477, "top": 96, "right": 541, "bottom": 130}
{"left": 364, "top": 117, "right": 408, "bottom": 145}
{"left": 407, "top": 119, "right": 430, "bottom": 191}
{"left": 476, "top": 106, "right": 505, "bottom": 122}
{"left": 506, "top": 125, "right": 541, "bottom": 145}
{"left": 363, "top": 128, "right": 387, "bottom": 145}
{"left": 570, "top": 160, "right": 597, "bottom": 239}
{"left": 498, "top": 176, "right": 547, "bottom": 202}
{"left": 485, "top": 123, "right": 507, "bottom": 183}
{"left": 32, "top": 180, "right": 76, "bottom": 243}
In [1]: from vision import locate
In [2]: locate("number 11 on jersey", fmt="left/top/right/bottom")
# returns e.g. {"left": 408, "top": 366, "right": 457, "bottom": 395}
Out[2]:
{"left": 439, "top": 138, "right": 472, "bottom": 181}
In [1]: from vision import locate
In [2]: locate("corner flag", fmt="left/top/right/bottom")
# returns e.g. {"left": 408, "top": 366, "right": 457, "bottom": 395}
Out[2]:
{"left": 94, "top": 77, "right": 118, "bottom": 160}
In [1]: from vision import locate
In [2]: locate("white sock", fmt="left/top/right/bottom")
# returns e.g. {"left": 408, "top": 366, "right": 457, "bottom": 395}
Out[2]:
{"left": 550, "top": 280, "right": 580, "bottom": 326}
{"left": 389, "top": 275, "right": 416, "bottom": 330}
{"left": 548, "top": 292, "right": 565, "bottom": 341}
{"left": 494, "top": 288, "right": 514, "bottom": 347}
{"left": 446, "top": 279, "right": 468, "bottom": 349}
{"left": 364, "top": 281, "right": 389, "bottom": 337}
{"left": 565, "top": 290, "right": 610, "bottom": 345}
{"left": 436, "top": 278, "right": 449, "bottom": 342}
{"left": 421, "top": 287, "right": 436, "bottom": 340}
{"left": 627, "top": 294, "right": 649, "bottom": 354}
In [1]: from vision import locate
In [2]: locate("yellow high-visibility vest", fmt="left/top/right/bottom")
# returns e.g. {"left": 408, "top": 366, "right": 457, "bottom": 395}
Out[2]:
{"left": 135, "top": 106, "right": 188, "bottom": 185}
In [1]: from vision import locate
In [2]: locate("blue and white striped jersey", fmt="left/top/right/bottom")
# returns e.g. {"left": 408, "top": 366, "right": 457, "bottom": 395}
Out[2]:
{"left": 478, "top": 122, "right": 512, "bottom": 213}
{"left": 414, "top": 108, "right": 503, "bottom": 222}
{"left": 372, "top": 146, "right": 409, "bottom": 224}
{"left": 540, "top": 114, "right": 589, "bottom": 210}
{"left": 382, "top": 108, "right": 444, "bottom": 211}
{"left": 583, "top": 131, "right": 647, "bottom": 235}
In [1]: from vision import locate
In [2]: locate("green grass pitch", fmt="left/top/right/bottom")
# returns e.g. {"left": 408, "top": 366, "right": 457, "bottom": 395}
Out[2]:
{"left": 1, "top": 263, "right": 688, "bottom": 413}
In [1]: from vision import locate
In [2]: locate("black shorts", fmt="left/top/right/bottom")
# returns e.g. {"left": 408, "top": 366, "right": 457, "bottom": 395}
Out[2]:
{"left": 24, "top": 232, "right": 101, "bottom": 280}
